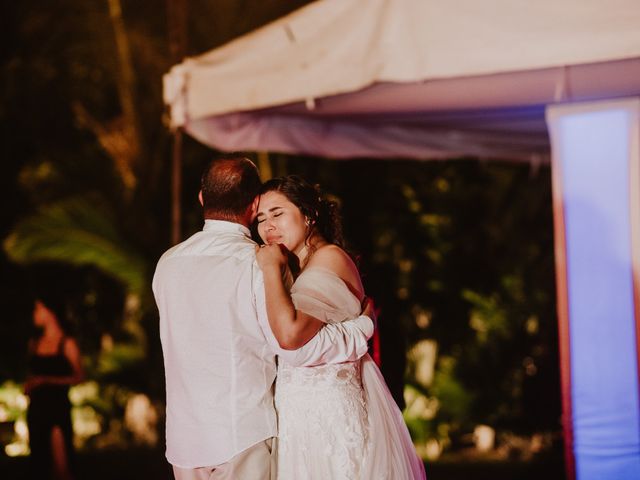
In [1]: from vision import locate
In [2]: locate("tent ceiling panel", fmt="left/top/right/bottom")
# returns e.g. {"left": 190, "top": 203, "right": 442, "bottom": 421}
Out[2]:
{"left": 164, "top": 0, "right": 640, "bottom": 160}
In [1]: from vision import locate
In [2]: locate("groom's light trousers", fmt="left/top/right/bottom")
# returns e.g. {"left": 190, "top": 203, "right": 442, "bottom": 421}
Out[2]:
{"left": 172, "top": 438, "right": 276, "bottom": 480}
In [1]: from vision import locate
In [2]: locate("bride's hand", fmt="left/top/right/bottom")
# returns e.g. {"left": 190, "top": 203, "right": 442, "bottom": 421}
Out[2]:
{"left": 256, "top": 243, "right": 288, "bottom": 270}
{"left": 361, "top": 296, "right": 379, "bottom": 329}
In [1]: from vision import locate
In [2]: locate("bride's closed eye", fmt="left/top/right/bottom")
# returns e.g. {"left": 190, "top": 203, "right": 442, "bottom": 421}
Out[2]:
{"left": 257, "top": 212, "right": 282, "bottom": 224}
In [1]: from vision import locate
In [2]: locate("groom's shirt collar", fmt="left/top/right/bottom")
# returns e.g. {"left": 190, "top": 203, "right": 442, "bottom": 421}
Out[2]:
{"left": 203, "top": 219, "right": 251, "bottom": 238}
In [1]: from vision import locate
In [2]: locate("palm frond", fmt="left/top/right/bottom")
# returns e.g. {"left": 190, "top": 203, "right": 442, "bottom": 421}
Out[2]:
{"left": 3, "top": 196, "right": 147, "bottom": 293}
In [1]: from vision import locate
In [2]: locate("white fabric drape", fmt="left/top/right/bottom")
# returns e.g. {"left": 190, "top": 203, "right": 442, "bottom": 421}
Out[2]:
{"left": 290, "top": 267, "right": 427, "bottom": 479}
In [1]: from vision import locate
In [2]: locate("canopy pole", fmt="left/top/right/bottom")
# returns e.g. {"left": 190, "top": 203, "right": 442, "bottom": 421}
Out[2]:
{"left": 170, "top": 130, "right": 183, "bottom": 244}
{"left": 257, "top": 151, "right": 273, "bottom": 182}
{"left": 167, "top": 0, "right": 188, "bottom": 244}
{"left": 547, "top": 98, "right": 640, "bottom": 480}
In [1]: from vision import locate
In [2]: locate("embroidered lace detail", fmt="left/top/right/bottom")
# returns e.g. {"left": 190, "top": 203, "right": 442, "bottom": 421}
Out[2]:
{"left": 274, "top": 267, "right": 426, "bottom": 479}
{"left": 275, "top": 361, "right": 368, "bottom": 479}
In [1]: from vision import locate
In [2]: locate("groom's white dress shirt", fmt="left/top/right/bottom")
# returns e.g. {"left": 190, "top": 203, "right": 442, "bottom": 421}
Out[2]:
{"left": 153, "top": 220, "right": 374, "bottom": 469}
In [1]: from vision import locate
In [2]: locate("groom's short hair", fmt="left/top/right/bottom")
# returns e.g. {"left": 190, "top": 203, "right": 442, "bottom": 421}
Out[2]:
{"left": 201, "top": 155, "right": 261, "bottom": 218}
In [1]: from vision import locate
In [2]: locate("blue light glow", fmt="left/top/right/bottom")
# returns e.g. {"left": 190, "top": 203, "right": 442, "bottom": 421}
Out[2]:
{"left": 551, "top": 105, "right": 640, "bottom": 480}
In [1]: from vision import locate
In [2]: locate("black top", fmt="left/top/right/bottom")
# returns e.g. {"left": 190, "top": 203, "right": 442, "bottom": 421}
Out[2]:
{"left": 28, "top": 337, "right": 73, "bottom": 400}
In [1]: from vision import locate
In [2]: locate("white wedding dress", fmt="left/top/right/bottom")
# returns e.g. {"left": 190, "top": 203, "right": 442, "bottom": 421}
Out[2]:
{"left": 275, "top": 267, "right": 426, "bottom": 479}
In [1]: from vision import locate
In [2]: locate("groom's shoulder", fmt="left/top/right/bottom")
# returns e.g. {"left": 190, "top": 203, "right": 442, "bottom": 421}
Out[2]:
{"left": 156, "top": 231, "right": 201, "bottom": 261}
{"left": 157, "top": 230, "right": 257, "bottom": 263}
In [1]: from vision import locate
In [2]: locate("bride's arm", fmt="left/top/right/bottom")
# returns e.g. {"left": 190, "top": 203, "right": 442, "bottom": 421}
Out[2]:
{"left": 257, "top": 244, "right": 324, "bottom": 350}
{"left": 255, "top": 244, "right": 376, "bottom": 367}
{"left": 279, "top": 303, "right": 375, "bottom": 367}
{"left": 254, "top": 265, "right": 376, "bottom": 366}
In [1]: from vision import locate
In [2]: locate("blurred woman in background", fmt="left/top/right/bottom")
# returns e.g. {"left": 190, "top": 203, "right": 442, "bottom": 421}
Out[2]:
{"left": 25, "top": 297, "right": 83, "bottom": 480}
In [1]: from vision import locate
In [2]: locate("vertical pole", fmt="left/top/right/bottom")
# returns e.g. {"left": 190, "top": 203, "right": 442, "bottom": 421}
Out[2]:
{"left": 167, "top": 0, "right": 188, "bottom": 244}
{"left": 257, "top": 151, "right": 273, "bottom": 182}
{"left": 628, "top": 100, "right": 640, "bottom": 439}
{"left": 550, "top": 152, "right": 575, "bottom": 480}
{"left": 171, "top": 129, "right": 183, "bottom": 245}
{"left": 546, "top": 98, "right": 640, "bottom": 480}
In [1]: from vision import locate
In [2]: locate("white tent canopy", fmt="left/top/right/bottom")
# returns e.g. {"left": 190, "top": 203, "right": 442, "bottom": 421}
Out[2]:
{"left": 164, "top": 0, "right": 640, "bottom": 161}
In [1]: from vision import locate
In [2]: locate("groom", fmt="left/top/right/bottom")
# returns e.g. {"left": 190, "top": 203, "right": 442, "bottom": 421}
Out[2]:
{"left": 153, "top": 155, "right": 375, "bottom": 480}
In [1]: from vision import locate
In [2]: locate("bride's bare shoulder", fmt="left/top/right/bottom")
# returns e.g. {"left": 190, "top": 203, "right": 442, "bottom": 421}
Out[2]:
{"left": 307, "top": 244, "right": 353, "bottom": 270}
{"left": 307, "top": 245, "right": 364, "bottom": 298}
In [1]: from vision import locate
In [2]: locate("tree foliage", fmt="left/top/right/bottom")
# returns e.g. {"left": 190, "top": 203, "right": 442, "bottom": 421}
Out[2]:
{"left": 0, "top": 0, "right": 314, "bottom": 388}
{"left": 4, "top": 196, "right": 146, "bottom": 294}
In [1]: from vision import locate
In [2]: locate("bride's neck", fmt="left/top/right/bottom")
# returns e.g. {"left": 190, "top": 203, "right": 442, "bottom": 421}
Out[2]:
{"left": 296, "top": 234, "right": 328, "bottom": 270}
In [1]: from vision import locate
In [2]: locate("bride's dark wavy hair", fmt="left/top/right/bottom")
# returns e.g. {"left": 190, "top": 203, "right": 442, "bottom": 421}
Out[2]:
{"left": 257, "top": 175, "right": 346, "bottom": 249}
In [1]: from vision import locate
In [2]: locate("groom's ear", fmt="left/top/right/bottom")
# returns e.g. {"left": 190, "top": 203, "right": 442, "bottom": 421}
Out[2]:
{"left": 249, "top": 195, "right": 260, "bottom": 221}
{"left": 198, "top": 190, "right": 204, "bottom": 207}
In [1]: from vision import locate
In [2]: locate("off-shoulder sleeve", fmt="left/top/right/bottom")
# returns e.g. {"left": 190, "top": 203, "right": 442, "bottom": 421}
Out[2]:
{"left": 275, "top": 267, "right": 373, "bottom": 367}
{"left": 290, "top": 268, "right": 361, "bottom": 325}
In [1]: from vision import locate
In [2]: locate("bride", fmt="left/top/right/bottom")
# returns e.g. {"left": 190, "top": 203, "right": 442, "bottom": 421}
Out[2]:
{"left": 255, "top": 175, "right": 426, "bottom": 480}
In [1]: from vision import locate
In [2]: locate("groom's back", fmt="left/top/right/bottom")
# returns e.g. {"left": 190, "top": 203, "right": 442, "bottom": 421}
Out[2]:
{"left": 153, "top": 220, "right": 277, "bottom": 469}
